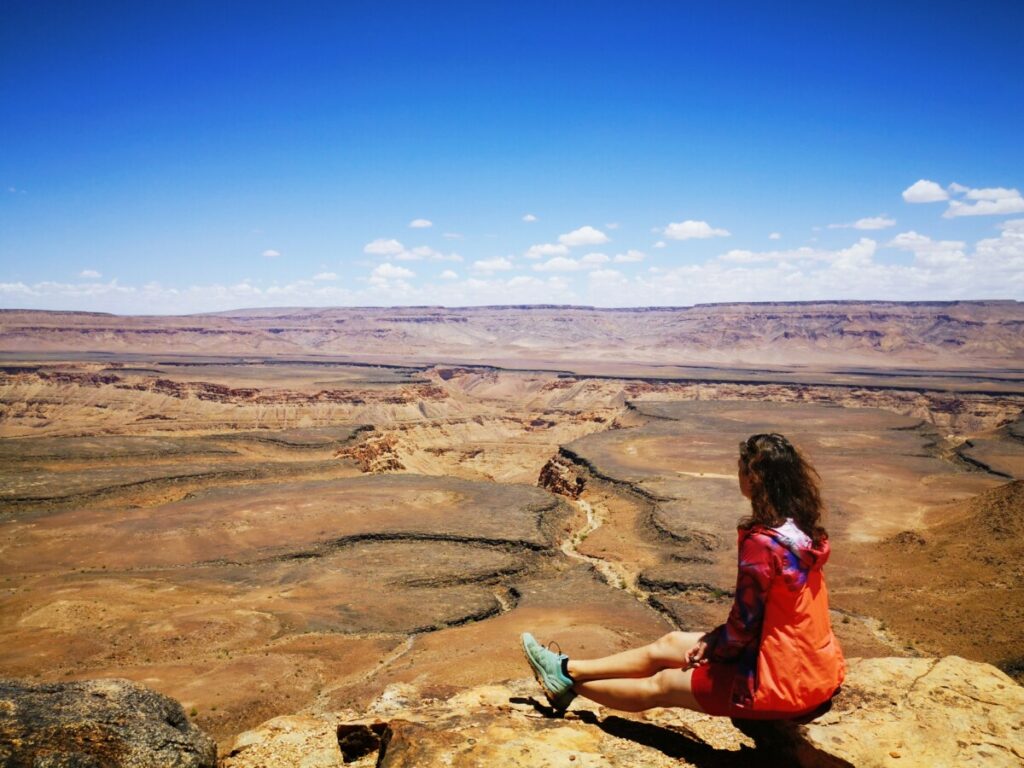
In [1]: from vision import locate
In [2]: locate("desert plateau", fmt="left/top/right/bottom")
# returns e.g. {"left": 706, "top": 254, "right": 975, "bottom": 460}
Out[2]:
{"left": 1, "top": 302, "right": 1023, "bottom": 765}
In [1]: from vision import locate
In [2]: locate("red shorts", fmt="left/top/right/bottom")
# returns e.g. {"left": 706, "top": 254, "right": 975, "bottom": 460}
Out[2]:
{"left": 690, "top": 662, "right": 832, "bottom": 720}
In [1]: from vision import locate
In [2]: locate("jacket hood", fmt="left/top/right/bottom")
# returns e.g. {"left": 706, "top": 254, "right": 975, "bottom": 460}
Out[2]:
{"left": 748, "top": 518, "right": 831, "bottom": 584}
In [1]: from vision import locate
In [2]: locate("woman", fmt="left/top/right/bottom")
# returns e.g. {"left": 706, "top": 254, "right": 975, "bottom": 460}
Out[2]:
{"left": 522, "top": 432, "right": 845, "bottom": 719}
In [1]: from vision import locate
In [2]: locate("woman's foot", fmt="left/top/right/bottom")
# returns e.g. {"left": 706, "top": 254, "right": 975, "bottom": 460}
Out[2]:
{"left": 521, "top": 632, "right": 576, "bottom": 711}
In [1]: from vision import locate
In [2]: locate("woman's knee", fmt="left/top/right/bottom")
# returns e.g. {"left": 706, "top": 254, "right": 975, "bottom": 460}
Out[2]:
{"left": 652, "top": 631, "right": 701, "bottom": 663}
{"left": 649, "top": 668, "right": 700, "bottom": 710}
{"left": 647, "top": 669, "right": 682, "bottom": 705}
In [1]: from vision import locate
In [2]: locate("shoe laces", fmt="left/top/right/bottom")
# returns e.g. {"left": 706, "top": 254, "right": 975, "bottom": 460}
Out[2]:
{"left": 546, "top": 640, "right": 563, "bottom": 657}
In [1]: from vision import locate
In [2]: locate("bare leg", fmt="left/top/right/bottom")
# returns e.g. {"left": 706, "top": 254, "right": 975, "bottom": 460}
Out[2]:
{"left": 574, "top": 668, "right": 706, "bottom": 713}
{"left": 567, "top": 631, "right": 703, "bottom": 682}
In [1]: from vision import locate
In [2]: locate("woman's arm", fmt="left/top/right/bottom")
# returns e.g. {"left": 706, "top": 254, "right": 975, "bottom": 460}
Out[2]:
{"left": 704, "top": 532, "right": 776, "bottom": 662}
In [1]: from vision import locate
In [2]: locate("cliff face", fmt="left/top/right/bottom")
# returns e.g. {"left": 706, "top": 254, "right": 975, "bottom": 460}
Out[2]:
{"left": 223, "top": 656, "right": 1024, "bottom": 768}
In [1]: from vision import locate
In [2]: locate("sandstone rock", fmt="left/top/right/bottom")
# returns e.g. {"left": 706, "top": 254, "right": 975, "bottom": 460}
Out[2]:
{"left": 224, "top": 657, "right": 1023, "bottom": 768}
{"left": 225, "top": 714, "right": 349, "bottom": 767}
{"left": 0, "top": 677, "right": 217, "bottom": 768}
{"left": 740, "top": 656, "right": 1024, "bottom": 767}
{"left": 225, "top": 678, "right": 755, "bottom": 768}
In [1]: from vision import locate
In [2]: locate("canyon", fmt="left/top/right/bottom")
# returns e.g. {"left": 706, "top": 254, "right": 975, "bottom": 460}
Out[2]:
{"left": 1, "top": 302, "right": 1023, "bottom": 765}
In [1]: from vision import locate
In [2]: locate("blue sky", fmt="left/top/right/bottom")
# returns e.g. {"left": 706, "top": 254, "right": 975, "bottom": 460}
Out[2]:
{"left": 2, "top": 1, "right": 1022, "bottom": 312}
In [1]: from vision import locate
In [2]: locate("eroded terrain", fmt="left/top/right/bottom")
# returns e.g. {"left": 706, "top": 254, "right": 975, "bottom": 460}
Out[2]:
{"left": 2, "top": 349, "right": 1023, "bottom": 756}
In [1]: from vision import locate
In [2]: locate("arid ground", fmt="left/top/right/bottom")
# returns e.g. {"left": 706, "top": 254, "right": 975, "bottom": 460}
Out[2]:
{"left": 2, "top": 303, "right": 1023, "bottom": 754}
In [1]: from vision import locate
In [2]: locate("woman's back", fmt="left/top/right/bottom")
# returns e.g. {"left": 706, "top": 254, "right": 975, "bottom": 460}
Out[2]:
{"left": 749, "top": 521, "right": 845, "bottom": 712}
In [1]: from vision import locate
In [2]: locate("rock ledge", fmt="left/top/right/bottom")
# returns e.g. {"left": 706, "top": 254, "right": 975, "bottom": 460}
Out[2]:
{"left": 225, "top": 656, "right": 1024, "bottom": 768}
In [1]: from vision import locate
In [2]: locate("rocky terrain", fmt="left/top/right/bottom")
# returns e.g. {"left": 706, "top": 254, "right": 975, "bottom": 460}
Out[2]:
{"left": 1, "top": 304, "right": 1023, "bottom": 765}
{"left": 219, "top": 656, "right": 1024, "bottom": 768}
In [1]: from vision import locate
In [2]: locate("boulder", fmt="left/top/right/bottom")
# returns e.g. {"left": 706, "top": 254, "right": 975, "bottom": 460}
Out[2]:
{"left": 0, "top": 677, "right": 217, "bottom": 768}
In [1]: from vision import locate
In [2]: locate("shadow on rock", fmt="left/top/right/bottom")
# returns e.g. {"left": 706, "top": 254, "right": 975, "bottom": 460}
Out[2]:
{"left": 575, "top": 710, "right": 774, "bottom": 768}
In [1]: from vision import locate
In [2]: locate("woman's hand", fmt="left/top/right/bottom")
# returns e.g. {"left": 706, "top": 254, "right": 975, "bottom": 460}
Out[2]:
{"left": 683, "top": 632, "right": 715, "bottom": 669}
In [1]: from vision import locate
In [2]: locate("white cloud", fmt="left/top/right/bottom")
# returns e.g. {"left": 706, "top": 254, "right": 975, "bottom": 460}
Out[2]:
{"left": 472, "top": 257, "right": 514, "bottom": 272}
{"left": 533, "top": 256, "right": 581, "bottom": 272}
{"left": 580, "top": 252, "right": 610, "bottom": 266}
{"left": 558, "top": 225, "right": 609, "bottom": 247}
{"left": 313, "top": 272, "right": 338, "bottom": 281}
{"left": 366, "top": 240, "right": 460, "bottom": 261}
{"left": 262, "top": 249, "right": 281, "bottom": 258}
{"left": 768, "top": 233, "right": 781, "bottom": 240}
{"left": 901, "top": 180, "right": 1024, "bottom": 216}
{"left": 7, "top": 226, "right": 1024, "bottom": 313}
{"left": 653, "top": 241, "right": 667, "bottom": 249}
{"left": 829, "top": 216, "right": 896, "bottom": 231}
{"left": 887, "top": 231, "right": 966, "bottom": 268}
{"left": 719, "top": 238, "right": 877, "bottom": 268}
{"left": 506, "top": 275, "right": 543, "bottom": 288}
{"left": 974, "top": 218, "right": 1024, "bottom": 268}
{"left": 371, "top": 263, "right": 415, "bottom": 281}
{"left": 663, "top": 220, "right": 730, "bottom": 240}
{"left": 902, "top": 179, "right": 948, "bottom": 203}
{"left": 522, "top": 213, "right": 538, "bottom": 222}
{"left": 965, "top": 187, "right": 1019, "bottom": 201}
{"left": 944, "top": 194, "right": 1024, "bottom": 218}
{"left": 613, "top": 249, "right": 645, "bottom": 263}
{"left": 363, "top": 238, "right": 405, "bottom": 255}
{"left": 443, "top": 232, "right": 463, "bottom": 240}
{"left": 525, "top": 243, "right": 570, "bottom": 259}
{"left": 605, "top": 222, "right": 620, "bottom": 230}
{"left": 924, "top": 183, "right": 1024, "bottom": 218}
{"left": 409, "top": 218, "right": 433, "bottom": 228}
{"left": 439, "top": 270, "right": 459, "bottom": 280}
{"left": 392, "top": 248, "right": 421, "bottom": 261}
{"left": 405, "top": 245, "right": 461, "bottom": 262}
{"left": 79, "top": 269, "right": 102, "bottom": 279}
{"left": 856, "top": 216, "right": 896, "bottom": 231}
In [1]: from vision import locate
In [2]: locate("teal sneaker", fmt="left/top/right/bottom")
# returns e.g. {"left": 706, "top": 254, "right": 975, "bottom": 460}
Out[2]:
{"left": 521, "top": 632, "right": 576, "bottom": 711}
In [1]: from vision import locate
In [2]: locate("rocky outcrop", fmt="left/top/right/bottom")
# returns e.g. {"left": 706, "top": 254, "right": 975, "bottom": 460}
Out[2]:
{"left": 740, "top": 656, "right": 1024, "bottom": 767}
{"left": 223, "top": 679, "right": 752, "bottom": 768}
{"left": 336, "top": 430, "right": 406, "bottom": 472}
{"left": 223, "top": 656, "right": 1023, "bottom": 768}
{"left": 537, "top": 452, "right": 586, "bottom": 498}
{"left": 0, "top": 677, "right": 217, "bottom": 768}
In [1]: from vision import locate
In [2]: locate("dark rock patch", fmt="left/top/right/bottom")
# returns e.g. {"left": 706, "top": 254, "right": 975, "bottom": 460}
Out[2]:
{"left": 0, "top": 677, "right": 216, "bottom": 768}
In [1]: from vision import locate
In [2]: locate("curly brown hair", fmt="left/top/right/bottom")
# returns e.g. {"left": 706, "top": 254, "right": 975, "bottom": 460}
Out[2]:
{"left": 738, "top": 433, "right": 827, "bottom": 545}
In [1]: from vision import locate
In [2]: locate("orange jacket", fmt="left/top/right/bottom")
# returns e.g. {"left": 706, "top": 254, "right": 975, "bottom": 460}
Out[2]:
{"left": 709, "top": 520, "right": 845, "bottom": 712}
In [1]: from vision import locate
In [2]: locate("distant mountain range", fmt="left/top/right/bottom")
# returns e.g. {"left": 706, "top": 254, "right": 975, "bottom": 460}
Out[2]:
{"left": 2, "top": 301, "right": 1022, "bottom": 369}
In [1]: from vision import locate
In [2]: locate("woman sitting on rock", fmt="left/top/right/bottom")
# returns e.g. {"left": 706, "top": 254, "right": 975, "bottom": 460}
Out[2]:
{"left": 522, "top": 432, "right": 846, "bottom": 720}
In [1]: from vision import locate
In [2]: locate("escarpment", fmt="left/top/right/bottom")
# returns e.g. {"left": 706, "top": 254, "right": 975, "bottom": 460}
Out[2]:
{"left": 4, "top": 302, "right": 1024, "bottom": 367}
